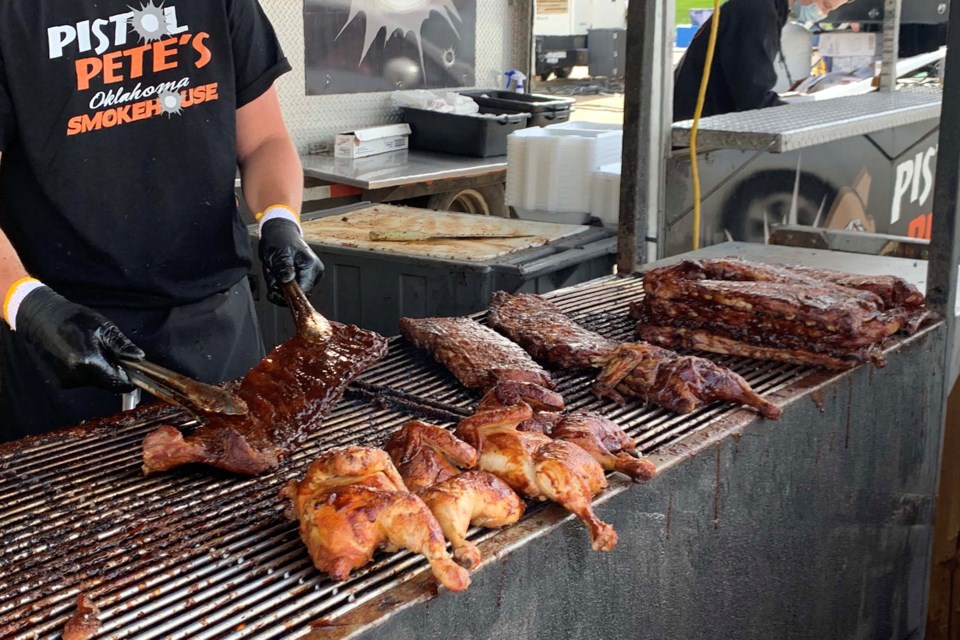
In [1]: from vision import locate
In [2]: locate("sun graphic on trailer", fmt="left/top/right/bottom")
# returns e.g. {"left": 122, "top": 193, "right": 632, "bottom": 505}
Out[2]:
{"left": 336, "top": 0, "right": 463, "bottom": 77}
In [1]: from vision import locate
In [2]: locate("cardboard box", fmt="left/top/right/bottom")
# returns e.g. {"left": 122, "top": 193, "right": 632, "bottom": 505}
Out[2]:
{"left": 335, "top": 124, "right": 411, "bottom": 159}
{"left": 818, "top": 32, "right": 878, "bottom": 57}
{"left": 824, "top": 55, "right": 878, "bottom": 73}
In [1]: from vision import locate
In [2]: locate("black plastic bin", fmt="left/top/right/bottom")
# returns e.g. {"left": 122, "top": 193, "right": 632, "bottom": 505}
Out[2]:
{"left": 400, "top": 107, "right": 529, "bottom": 158}
{"left": 459, "top": 90, "right": 575, "bottom": 127}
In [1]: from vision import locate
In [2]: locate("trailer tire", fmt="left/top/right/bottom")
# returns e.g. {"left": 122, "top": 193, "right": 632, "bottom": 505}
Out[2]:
{"left": 426, "top": 184, "right": 509, "bottom": 217}
{"left": 554, "top": 66, "right": 574, "bottom": 79}
{"left": 722, "top": 170, "right": 836, "bottom": 242}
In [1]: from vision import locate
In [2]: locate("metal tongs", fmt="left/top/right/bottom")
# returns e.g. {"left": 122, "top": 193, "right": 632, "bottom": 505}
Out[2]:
{"left": 119, "top": 282, "right": 330, "bottom": 417}
{"left": 120, "top": 357, "right": 250, "bottom": 417}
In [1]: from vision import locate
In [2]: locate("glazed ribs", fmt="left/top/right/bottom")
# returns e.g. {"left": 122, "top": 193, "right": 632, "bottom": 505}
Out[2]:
{"left": 487, "top": 291, "right": 781, "bottom": 419}
{"left": 399, "top": 316, "right": 554, "bottom": 391}
{"left": 142, "top": 323, "right": 389, "bottom": 476}
{"left": 487, "top": 290, "right": 619, "bottom": 369}
{"left": 633, "top": 258, "right": 928, "bottom": 370}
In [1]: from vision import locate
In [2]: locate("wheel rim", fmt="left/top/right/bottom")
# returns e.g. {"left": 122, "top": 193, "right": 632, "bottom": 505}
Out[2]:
{"left": 740, "top": 193, "right": 820, "bottom": 241}
{"left": 448, "top": 189, "right": 492, "bottom": 216}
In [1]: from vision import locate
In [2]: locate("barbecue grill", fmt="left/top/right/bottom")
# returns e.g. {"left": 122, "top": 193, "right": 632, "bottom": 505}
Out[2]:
{"left": 0, "top": 244, "right": 945, "bottom": 640}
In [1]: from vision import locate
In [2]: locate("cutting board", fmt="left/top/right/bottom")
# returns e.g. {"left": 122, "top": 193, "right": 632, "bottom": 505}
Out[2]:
{"left": 301, "top": 204, "right": 589, "bottom": 262}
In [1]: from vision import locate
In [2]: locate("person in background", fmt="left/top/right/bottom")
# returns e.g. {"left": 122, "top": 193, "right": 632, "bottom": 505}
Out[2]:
{"left": 0, "top": 0, "right": 323, "bottom": 442}
{"left": 674, "top": 0, "right": 855, "bottom": 121}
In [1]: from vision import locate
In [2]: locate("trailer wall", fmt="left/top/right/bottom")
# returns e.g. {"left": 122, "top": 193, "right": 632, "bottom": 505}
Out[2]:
{"left": 259, "top": 0, "right": 531, "bottom": 154}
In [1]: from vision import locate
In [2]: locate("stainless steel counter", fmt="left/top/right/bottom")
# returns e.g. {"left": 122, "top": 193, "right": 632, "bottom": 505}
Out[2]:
{"left": 672, "top": 88, "right": 942, "bottom": 153}
{"left": 299, "top": 150, "right": 508, "bottom": 190}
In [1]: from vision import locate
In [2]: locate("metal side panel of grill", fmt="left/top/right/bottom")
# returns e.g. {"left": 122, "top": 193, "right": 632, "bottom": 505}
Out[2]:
{"left": 0, "top": 245, "right": 947, "bottom": 640}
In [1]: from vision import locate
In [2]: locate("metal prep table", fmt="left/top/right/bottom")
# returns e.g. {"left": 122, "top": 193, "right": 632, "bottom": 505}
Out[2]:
{"left": 0, "top": 242, "right": 945, "bottom": 640}
{"left": 298, "top": 150, "right": 508, "bottom": 211}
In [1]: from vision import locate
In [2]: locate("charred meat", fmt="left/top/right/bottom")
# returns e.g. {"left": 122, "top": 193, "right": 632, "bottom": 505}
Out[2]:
{"left": 593, "top": 343, "right": 783, "bottom": 419}
{"left": 634, "top": 258, "right": 928, "bottom": 370}
{"left": 487, "top": 291, "right": 619, "bottom": 369}
{"left": 488, "top": 291, "right": 779, "bottom": 419}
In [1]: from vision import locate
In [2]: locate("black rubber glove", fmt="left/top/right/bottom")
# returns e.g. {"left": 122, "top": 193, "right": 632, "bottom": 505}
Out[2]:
{"left": 15, "top": 287, "right": 145, "bottom": 392}
{"left": 259, "top": 218, "right": 324, "bottom": 306}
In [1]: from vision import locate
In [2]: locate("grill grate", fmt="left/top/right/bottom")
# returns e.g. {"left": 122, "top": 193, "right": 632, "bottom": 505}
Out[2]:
{"left": 0, "top": 275, "right": 854, "bottom": 639}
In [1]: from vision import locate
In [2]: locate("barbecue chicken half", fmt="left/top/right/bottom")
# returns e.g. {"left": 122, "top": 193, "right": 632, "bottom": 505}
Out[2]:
{"left": 455, "top": 386, "right": 618, "bottom": 552}
{"left": 520, "top": 410, "right": 657, "bottom": 482}
{"left": 386, "top": 421, "right": 525, "bottom": 570}
{"left": 281, "top": 446, "right": 470, "bottom": 592}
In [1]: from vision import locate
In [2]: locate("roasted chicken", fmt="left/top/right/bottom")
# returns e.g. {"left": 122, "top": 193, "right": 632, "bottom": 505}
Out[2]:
{"left": 593, "top": 343, "right": 783, "bottom": 419}
{"left": 455, "top": 395, "right": 618, "bottom": 552}
{"left": 539, "top": 411, "right": 656, "bottom": 482}
{"left": 384, "top": 420, "right": 478, "bottom": 493}
{"left": 385, "top": 421, "right": 524, "bottom": 569}
{"left": 281, "top": 446, "right": 470, "bottom": 592}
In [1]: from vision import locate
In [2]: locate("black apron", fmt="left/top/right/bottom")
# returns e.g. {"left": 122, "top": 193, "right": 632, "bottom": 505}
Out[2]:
{"left": 0, "top": 278, "right": 265, "bottom": 442}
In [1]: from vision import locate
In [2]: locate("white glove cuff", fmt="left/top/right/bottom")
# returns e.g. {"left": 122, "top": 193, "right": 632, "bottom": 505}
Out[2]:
{"left": 3, "top": 278, "right": 47, "bottom": 331}
{"left": 257, "top": 205, "right": 302, "bottom": 234}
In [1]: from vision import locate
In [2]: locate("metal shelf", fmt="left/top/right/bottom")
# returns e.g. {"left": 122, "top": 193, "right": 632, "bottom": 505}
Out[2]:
{"left": 671, "top": 88, "right": 942, "bottom": 153}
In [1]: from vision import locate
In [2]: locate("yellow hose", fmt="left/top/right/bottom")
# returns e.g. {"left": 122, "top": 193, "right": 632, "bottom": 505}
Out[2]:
{"left": 690, "top": 0, "right": 722, "bottom": 251}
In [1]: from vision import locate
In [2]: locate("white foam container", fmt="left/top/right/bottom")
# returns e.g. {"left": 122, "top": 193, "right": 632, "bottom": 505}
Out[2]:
{"left": 506, "top": 126, "right": 623, "bottom": 225}
{"left": 591, "top": 163, "right": 621, "bottom": 228}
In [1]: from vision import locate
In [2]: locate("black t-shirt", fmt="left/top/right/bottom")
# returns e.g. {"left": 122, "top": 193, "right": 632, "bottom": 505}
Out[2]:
{"left": 673, "top": 0, "right": 789, "bottom": 122}
{"left": 0, "top": 0, "right": 291, "bottom": 308}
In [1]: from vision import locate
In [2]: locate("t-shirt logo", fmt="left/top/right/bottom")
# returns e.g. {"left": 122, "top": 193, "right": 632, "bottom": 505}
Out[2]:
{"left": 46, "top": 1, "right": 218, "bottom": 136}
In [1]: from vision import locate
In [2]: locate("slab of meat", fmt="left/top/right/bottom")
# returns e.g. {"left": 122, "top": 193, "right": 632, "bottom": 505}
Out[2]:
{"left": 487, "top": 291, "right": 619, "bottom": 369}
{"left": 636, "top": 258, "right": 927, "bottom": 371}
{"left": 644, "top": 277, "right": 886, "bottom": 336}
{"left": 593, "top": 343, "right": 783, "bottom": 419}
{"left": 789, "top": 266, "right": 926, "bottom": 309}
{"left": 637, "top": 325, "right": 867, "bottom": 370}
{"left": 399, "top": 316, "right": 554, "bottom": 391}
{"left": 632, "top": 297, "right": 901, "bottom": 351}
{"left": 487, "top": 291, "right": 780, "bottom": 420}
{"left": 142, "top": 323, "right": 389, "bottom": 476}
{"left": 386, "top": 421, "right": 524, "bottom": 570}
{"left": 281, "top": 446, "right": 470, "bottom": 591}
{"left": 653, "top": 258, "right": 925, "bottom": 310}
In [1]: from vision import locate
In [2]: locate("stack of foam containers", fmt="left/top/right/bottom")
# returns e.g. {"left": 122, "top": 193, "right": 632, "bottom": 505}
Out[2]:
{"left": 591, "top": 163, "right": 622, "bottom": 228}
{"left": 506, "top": 123, "right": 623, "bottom": 225}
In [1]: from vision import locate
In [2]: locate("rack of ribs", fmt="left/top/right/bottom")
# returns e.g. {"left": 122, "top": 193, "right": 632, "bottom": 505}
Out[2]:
{"left": 634, "top": 258, "right": 929, "bottom": 371}
{"left": 142, "top": 320, "right": 389, "bottom": 476}
{"left": 281, "top": 446, "right": 470, "bottom": 591}
{"left": 663, "top": 257, "right": 926, "bottom": 310}
{"left": 384, "top": 421, "right": 524, "bottom": 570}
{"left": 399, "top": 316, "right": 555, "bottom": 391}
{"left": 487, "top": 291, "right": 781, "bottom": 419}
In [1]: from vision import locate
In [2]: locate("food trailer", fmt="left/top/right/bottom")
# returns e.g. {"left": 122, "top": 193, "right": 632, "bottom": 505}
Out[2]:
{"left": 1, "top": 1, "right": 958, "bottom": 639}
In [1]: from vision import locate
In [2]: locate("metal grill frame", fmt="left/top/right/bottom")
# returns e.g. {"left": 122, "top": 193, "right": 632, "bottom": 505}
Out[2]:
{"left": 0, "top": 269, "right": 943, "bottom": 640}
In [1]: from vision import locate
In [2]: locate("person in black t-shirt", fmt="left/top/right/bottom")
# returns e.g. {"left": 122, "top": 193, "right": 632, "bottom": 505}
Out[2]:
{"left": 0, "top": 0, "right": 323, "bottom": 441}
{"left": 674, "top": 0, "right": 854, "bottom": 122}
